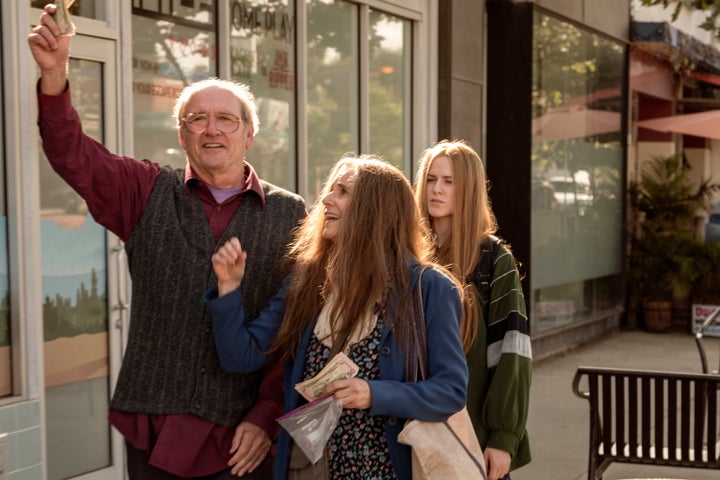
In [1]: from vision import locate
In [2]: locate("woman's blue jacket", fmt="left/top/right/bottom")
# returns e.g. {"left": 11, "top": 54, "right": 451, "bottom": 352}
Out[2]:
{"left": 204, "top": 263, "right": 467, "bottom": 480}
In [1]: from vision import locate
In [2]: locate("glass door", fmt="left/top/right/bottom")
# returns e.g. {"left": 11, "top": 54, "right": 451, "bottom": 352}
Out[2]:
{"left": 38, "top": 36, "right": 124, "bottom": 480}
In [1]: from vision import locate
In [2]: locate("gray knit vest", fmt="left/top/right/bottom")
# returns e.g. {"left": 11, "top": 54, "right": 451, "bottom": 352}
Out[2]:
{"left": 110, "top": 166, "right": 305, "bottom": 428}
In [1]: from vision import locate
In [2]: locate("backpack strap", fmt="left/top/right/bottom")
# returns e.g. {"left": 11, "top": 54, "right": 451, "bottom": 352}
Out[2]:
{"left": 468, "top": 235, "right": 501, "bottom": 322}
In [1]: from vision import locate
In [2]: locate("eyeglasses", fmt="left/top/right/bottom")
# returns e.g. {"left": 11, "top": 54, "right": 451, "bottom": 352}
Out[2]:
{"left": 181, "top": 112, "right": 243, "bottom": 133}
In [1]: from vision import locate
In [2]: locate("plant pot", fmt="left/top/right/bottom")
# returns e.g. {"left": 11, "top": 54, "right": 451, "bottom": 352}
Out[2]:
{"left": 642, "top": 299, "right": 672, "bottom": 332}
{"left": 672, "top": 296, "right": 691, "bottom": 331}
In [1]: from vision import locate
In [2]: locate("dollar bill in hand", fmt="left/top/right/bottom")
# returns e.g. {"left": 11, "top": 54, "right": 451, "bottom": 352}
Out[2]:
{"left": 295, "top": 352, "right": 360, "bottom": 402}
{"left": 53, "top": 1, "right": 76, "bottom": 36}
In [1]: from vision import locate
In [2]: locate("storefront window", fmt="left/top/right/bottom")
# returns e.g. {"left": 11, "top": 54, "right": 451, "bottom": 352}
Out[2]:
{"left": 305, "top": 0, "right": 357, "bottom": 198}
{"left": 40, "top": 58, "right": 111, "bottom": 479}
{"left": 368, "top": 9, "right": 411, "bottom": 173}
{"left": 224, "top": 1, "right": 415, "bottom": 202}
{"left": 0, "top": 16, "right": 10, "bottom": 397}
{"left": 132, "top": 1, "right": 217, "bottom": 168}
{"left": 531, "top": 14, "right": 624, "bottom": 332}
{"left": 230, "top": 0, "right": 296, "bottom": 191}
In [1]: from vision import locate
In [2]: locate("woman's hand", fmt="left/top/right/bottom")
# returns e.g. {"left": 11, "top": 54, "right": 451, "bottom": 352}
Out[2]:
{"left": 212, "top": 237, "right": 247, "bottom": 296}
{"left": 484, "top": 447, "right": 511, "bottom": 480}
{"left": 324, "top": 378, "right": 372, "bottom": 409}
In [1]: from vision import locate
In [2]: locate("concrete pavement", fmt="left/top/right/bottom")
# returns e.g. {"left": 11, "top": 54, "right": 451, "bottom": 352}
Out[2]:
{"left": 511, "top": 328, "right": 720, "bottom": 480}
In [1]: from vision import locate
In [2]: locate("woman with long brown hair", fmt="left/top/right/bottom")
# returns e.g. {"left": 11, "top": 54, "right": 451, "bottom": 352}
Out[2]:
{"left": 206, "top": 155, "right": 468, "bottom": 480}
{"left": 415, "top": 140, "right": 532, "bottom": 480}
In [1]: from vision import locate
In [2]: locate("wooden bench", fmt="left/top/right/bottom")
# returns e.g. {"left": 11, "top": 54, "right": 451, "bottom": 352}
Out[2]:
{"left": 572, "top": 366, "right": 720, "bottom": 479}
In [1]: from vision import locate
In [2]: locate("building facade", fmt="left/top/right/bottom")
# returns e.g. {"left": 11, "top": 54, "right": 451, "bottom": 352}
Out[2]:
{"left": 1, "top": 1, "right": 632, "bottom": 478}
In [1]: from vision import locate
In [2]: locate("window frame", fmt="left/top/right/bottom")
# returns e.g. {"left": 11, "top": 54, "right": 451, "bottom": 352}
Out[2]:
{"left": 217, "top": 0, "right": 430, "bottom": 202}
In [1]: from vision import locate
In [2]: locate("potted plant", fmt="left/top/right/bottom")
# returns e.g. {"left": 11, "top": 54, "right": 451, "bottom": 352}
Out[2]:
{"left": 628, "top": 154, "right": 719, "bottom": 332}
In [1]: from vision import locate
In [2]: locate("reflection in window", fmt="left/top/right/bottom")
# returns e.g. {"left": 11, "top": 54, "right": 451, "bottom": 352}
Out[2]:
{"left": 0, "top": 20, "right": 10, "bottom": 397}
{"left": 369, "top": 10, "right": 411, "bottom": 175}
{"left": 225, "top": 1, "right": 414, "bottom": 204}
{"left": 132, "top": 9, "right": 217, "bottom": 168}
{"left": 531, "top": 14, "right": 624, "bottom": 333}
{"left": 230, "top": 0, "right": 296, "bottom": 191}
{"left": 132, "top": 0, "right": 215, "bottom": 23}
{"left": 305, "top": 0, "right": 358, "bottom": 201}
{"left": 31, "top": 0, "right": 103, "bottom": 20}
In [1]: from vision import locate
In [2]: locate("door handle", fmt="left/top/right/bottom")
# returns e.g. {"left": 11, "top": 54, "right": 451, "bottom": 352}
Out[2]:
{"left": 111, "top": 245, "right": 129, "bottom": 358}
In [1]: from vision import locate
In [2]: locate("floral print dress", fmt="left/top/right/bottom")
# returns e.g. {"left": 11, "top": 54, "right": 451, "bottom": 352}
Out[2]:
{"left": 301, "top": 318, "right": 397, "bottom": 480}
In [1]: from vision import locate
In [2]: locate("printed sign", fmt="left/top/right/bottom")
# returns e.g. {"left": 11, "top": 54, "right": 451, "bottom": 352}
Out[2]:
{"left": 691, "top": 304, "right": 720, "bottom": 337}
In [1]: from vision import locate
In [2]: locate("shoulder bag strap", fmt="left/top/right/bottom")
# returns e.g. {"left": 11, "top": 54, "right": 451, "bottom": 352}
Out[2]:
{"left": 405, "top": 266, "right": 428, "bottom": 382}
{"left": 406, "top": 266, "right": 488, "bottom": 479}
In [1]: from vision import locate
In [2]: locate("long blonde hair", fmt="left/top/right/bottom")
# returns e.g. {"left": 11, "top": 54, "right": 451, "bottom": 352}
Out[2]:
{"left": 269, "top": 155, "right": 431, "bottom": 362}
{"left": 415, "top": 139, "right": 497, "bottom": 351}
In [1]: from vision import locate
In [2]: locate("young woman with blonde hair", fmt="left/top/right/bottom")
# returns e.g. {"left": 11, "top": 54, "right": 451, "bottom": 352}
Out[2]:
{"left": 415, "top": 139, "right": 532, "bottom": 480}
{"left": 206, "top": 155, "right": 468, "bottom": 480}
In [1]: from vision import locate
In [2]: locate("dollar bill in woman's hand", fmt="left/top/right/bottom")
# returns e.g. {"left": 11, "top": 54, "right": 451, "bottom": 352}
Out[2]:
{"left": 294, "top": 352, "right": 360, "bottom": 402}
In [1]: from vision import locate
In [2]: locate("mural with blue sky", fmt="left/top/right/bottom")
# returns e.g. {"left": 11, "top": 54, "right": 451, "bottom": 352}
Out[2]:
{"left": 41, "top": 214, "right": 106, "bottom": 340}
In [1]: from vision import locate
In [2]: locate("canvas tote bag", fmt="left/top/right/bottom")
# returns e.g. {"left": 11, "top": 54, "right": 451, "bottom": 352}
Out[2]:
{"left": 397, "top": 267, "right": 487, "bottom": 480}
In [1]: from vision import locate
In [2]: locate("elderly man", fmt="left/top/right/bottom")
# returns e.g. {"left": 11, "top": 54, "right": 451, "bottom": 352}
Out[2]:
{"left": 28, "top": 5, "right": 305, "bottom": 479}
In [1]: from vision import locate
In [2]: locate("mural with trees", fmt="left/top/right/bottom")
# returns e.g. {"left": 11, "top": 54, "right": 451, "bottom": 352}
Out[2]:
{"left": 0, "top": 291, "right": 8, "bottom": 347}
{"left": 43, "top": 268, "right": 106, "bottom": 341}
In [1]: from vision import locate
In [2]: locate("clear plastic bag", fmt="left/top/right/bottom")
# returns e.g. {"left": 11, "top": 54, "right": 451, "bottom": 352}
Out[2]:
{"left": 277, "top": 394, "right": 343, "bottom": 464}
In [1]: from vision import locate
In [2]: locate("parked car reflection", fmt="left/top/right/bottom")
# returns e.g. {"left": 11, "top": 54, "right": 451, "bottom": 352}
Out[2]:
{"left": 548, "top": 174, "right": 593, "bottom": 215}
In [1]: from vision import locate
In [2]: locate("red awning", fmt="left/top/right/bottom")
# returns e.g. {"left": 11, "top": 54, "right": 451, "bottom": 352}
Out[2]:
{"left": 687, "top": 71, "right": 720, "bottom": 88}
{"left": 533, "top": 106, "right": 621, "bottom": 141}
{"left": 636, "top": 109, "right": 720, "bottom": 140}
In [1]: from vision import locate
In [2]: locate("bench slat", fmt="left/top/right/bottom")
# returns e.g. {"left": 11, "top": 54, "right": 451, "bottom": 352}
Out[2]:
{"left": 629, "top": 375, "right": 638, "bottom": 459}
{"left": 681, "top": 379, "right": 690, "bottom": 461}
{"left": 668, "top": 378, "right": 677, "bottom": 459}
{"left": 641, "top": 376, "right": 651, "bottom": 459}
{"left": 602, "top": 374, "right": 612, "bottom": 458}
{"left": 653, "top": 377, "right": 665, "bottom": 460}
{"left": 708, "top": 385, "right": 718, "bottom": 462}
{"left": 615, "top": 375, "right": 625, "bottom": 458}
{"left": 693, "top": 379, "right": 706, "bottom": 463}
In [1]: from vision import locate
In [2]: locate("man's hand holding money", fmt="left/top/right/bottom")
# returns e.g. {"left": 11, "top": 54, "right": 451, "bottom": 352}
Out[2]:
{"left": 28, "top": 4, "right": 73, "bottom": 95}
{"left": 51, "top": 1, "right": 77, "bottom": 36}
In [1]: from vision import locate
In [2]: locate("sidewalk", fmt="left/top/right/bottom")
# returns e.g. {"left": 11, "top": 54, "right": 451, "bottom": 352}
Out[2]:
{"left": 512, "top": 328, "right": 720, "bottom": 480}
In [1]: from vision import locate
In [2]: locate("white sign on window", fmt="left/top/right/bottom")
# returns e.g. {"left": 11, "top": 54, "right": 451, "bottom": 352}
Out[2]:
{"left": 692, "top": 304, "right": 720, "bottom": 337}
